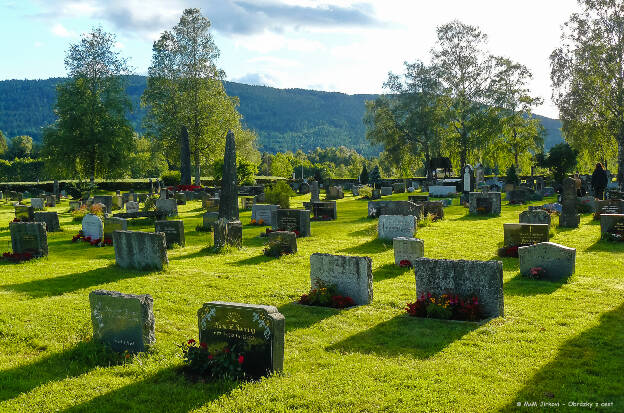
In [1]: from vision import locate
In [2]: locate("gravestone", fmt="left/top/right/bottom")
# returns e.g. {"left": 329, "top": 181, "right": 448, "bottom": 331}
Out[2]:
{"left": 310, "top": 181, "right": 320, "bottom": 202}
{"left": 380, "top": 186, "right": 393, "bottom": 196}
{"left": 469, "top": 192, "right": 502, "bottom": 215}
{"left": 202, "top": 212, "right": 219, "bottom": 230}
{"left": 393, "top": 237, "right": 424, "bottom": 266}
{"left": 518, "top": 242, "right": 576, "bottom": 281}
{"left": 519, "top": 210, "right": 551, "bottom": 226}
{"left": 420, "top": 201, "right": 445, "bottom": 220}
{"left": 378, "top": 215, "right": 416, "bottom": 240}
{"left": 53, "top": 180, "right": 59, "bottom": 197}
{"left": 45, "top": 195, "right": 56, "bottom": 207}
{"left": 371, "top": 189, "right": 381, "bottom": 200}
{"left": 113, "top": 230, "right": 168, "bottom": 270}
{"left": 202, "top": 196, "right": 220, "bottom": 211}
{"left": 136, "top": 193, "right": 148, "bottom": 203}
{"left": 503, "top": 223, "right": 549, "bottom": 247}
{"left": 9, "top": 222, "right": 48, "bottom": 257}
{"left": 267, "top": 231, "right": 297, "bottom": 253}
{"left": 69, "top": 200, "right": 82, "bottom": 211}
{"left": 600, "top": 214, "right": 624, "bottom": 238}
{"left": 474, "top": 163, "right": 485, "bottom": 187}
{"left": 428, "top": 186, "right": 457, "bottom": 197}
{"left": 368, "top": 201, "right": 423, "bottom": 220}
{"left": 126, "top": 201, "right": 140, "bottom": 213}
{"left": 14, "top": 205, "right": 34, "bottom": 221}
{"left": 577, "top": 195, "right": 597, "bottom": 212}
{"left": 559, "top": 177, "right": 580, "bottom": 228}
{"left": 219, "top": 130, "right": 239, "bottom": 221}
{"left": 462, "top": 164, "right": 475, "bottom": 193}
{"left": 326, "top": 186, "right": 344, "bottom": 200}
{"left": 413, "top": 258, "right": 504, "bottom": 318}
{"left": 155, "top": 198, "right": 178, "bottom": 217}
{"left": 89, "top": 290, "right": 155, "bottom": 353}
{"left": 33, "top": 211, "right": 61, "bottom": 232}
{"left": 304, "top": 201, "right": 337, "bottom": 220}
{"left": 352, "top": 186, "right": 360, "bottom": 197}
{"left": 103, "top": 217, "right": 128, "bottom": 242}
{"left": 239, "top": 196, "right": 255, "bottom": 210}
{"left": 174, "top": 192, "right": 187, "bottom": 205}
{"left": 82, "top": 214, "right": 104, "bottom": 241}
{"left": 594, "top": 199, "right": 624, "bottom": 219}
{"left": 112, "top": 195, "right": 123, "bottom": 210}
{"left": 542, "top": 187, "right": 556, "bottom": 196}
{"left": 272, "top": 209, "right": 311, "bottom": 237}
{"left": 309, "top": 253, "right": 373, "bottom": 305}
{"left": 299, "top": 182, "right": 310, "bottom": 195}
{"left": 251, "top": 204, "right": 279, "bottom": 226}
{"left": 392, "top": 183, "right": 405, "bottom": 193}
{"left": 155, "top": 220, "right": 185, "bottom": 248}
{"left": 31, "top": 198, "right": 44, "bottom": 210}
{"left": 214, "top": 218, "right": 243, "bottom": 248}
{"left": 93, "top": 196, "right": 113, "bottom": 214}
{"left": 408, "top": 195, "right": 429, "bottom": 203}
{"left": 197, "top": 302, "right": 284, "bottom": 378}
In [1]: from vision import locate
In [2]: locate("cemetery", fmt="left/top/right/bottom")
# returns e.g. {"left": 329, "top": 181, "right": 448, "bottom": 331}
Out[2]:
{"left": 0, "top": 184, "right": 621, "bottom": 412}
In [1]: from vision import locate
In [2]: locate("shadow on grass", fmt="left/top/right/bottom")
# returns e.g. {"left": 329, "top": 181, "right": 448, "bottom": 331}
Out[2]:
{"left": 489, "top": 255, "right": 519, "bottom": 272}
{"left": 326, "top": 314, "right": 478, "bottom": 359}
{"left": 0, "top": 341, "right": 127, "bottom": 403}
{"left": 585, "top": 238, "right": 624, "bottom": 253}
{"left": 374, "top": 263, "right": 411, "bottom": 281}
{"left": 169, "top": 246, "right": 214, "bottom": 261}
{"left": 338, "top": 238, "right": 391, "bottom": 255}
{"left": 1, "top": 264, "right": 149, "bottom": 297}
{"left": 507, "top": 303, "right": 624, "bottom": 411}
{"left": 277, "top": 302, "right": 336, "bottom": 332}
{"left": 503, "top": 274, "right": 567, "bottom": 296}
{"left": 347, "top": 223, "right": 377, "bottom": 237}
{"left": 453, "top": 213, "right": 500, "bottom": 221}
{"left": 233, "top": 254, "right": 273, "bottom": 266}
{"left": 60, "top": 366, "right": 239, "bottom": 413}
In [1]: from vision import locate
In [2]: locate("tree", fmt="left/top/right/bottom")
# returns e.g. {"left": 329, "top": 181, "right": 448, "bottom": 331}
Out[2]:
{"left": 360, "top": 164, "right": 369, "bottom": 184}
{"left": 270, "top": 152, "right": 294, "bottom": 178}
{"left": 7, "top": 135, "right": 33, "bottom": 159}
{"left": 551, "top": 0, "right": 624, "bottom": 189}
{"left": 369, "top": 165, "right": 382, "bottom": 188}
{"left": 431, "top": 21, "right": 500, "bottom": 169}
{"left": 537, "top": 143, "right": 578, "bottom": 187}
{"left": 142, "top": 8, "right": 258, "bottom": 185}
{"left": 0, "top": 131, "right": 8, "bottom": 157}
{"left": 42, "top": 27, "right": 134, "bottom": 179}
{"left": 365, "top": 61, "right": 444, "bottom": 180}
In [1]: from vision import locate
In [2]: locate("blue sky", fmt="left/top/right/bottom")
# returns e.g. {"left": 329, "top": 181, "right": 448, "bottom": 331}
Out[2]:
{"left": 0, "top": 0, "right": 580, "bottom": 118}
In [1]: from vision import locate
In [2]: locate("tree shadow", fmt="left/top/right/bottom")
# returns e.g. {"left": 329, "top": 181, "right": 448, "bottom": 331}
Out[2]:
{"left": 233, "top": 254, "right": 273, "bottom": 266}
{"left": 277, "top": 302, "right": 337, "bottom": 332}
{"left": 453, "top": 213, "right": 500, "bottom": 221}
{"left": 60, "top": 366, "right": 240, "bottom": 413}
{"left": 338, "top": 238, "right": 391, "bottom": 255}
{"left": 585, "top": 238, "right": 624, "bottom": 253}
{"left": 326, "top": 314, "right": 479, "bottom": 359}
{"left": 1, "top": 264, "right": 149, "bottom": 297}
{"left": 0, "top": 341, "right": 126, "bottom": 403}
{"left": 503, "top": 273, "right": 567, "bottom": 296}
{"left": 507, "top": 303, "right": 624, "bottom": 410}
{"left": 489, "top": 255, "right": 519, "bottom": 272}
{"left": 374, "top": 263, "right": 411, "bottom": 281}
{"left": 169, "top": 246, "right": 213, "bottom": 261}
{"left": 347, "top": 224, "right": 377, "bottom": 237}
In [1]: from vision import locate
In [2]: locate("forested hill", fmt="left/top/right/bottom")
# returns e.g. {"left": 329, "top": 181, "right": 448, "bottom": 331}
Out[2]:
{"left": 0, "top": 76, "right": 563, "bottom": 156}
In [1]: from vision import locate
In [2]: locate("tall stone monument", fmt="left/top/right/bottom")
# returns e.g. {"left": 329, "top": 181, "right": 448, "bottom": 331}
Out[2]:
{"left": 560, "top": 177, "right": 580, "bottom": 228}
{"left": 215, "top": 130, "right": 242, "bottom": 248}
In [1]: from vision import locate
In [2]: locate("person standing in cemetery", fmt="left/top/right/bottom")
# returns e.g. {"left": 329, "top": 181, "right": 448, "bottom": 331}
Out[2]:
{"left": 591, "top": 163, "right": 608, "bottom": 200}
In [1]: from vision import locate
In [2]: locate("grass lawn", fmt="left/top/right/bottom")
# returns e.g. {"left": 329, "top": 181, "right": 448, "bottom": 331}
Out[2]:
{"left": 0, "top": 191, "right": 622, "bottom": 412}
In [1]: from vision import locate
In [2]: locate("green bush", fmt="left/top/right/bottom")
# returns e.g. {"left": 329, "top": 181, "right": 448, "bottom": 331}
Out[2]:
{"left": 265, "top": 181, "right": 295, "bottom": 209}
{"left": 359, "top": 186, "right": 372, "bottom": 199}
{"left": 161, "top": 171, "right": 181, "bottom": 186}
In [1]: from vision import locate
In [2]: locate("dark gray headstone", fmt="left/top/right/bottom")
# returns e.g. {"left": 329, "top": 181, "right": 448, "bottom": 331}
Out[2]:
{"left": 392, "top": 183, "right": 405, "bottom": 193}
{"left": 519, "top": 210, "right": 551, "bottom": 226}
{"left": 239, "top": 196, "right": 255, "bottom": 210}
{"left": 413, "top": 258, "right": 504, "bottom": 318}
{"left": 90, "top": 290, "right": 155, "bottom": 352}
{"left": 408, "top": 195, "right": 429, "bottom": 203}
{"left": 93, "top": 196, "right": 113, "bottom": 214}
{"left": 219, "top": 130, "right": 239, "bottom": 221}
{"left": 560, "top": 177, "right": 580, "bottom": 228}
{"left": 155, "top": 220, "right": 185, "bottom": 248}
{"left": 14, "top": 205, "right": 34, "bottom": 221}
{"left": 310, "top": 253, "right": 373, "bottom": 305}
{"left": 310, "top": 181, "right": 320, "bottom": 202}
{"left": 31, "top": 198, "right": 45, "bottom": 210}
{"left": 174, "top": 192, "right": 187, "bottom": 205}
{"left": 503, "top": 223, "right": 549, "bottom": 247}
{"left": 155, "top": 198, "right": 177, "bottom": 217}
{"left": 368, "top": 201, "right": 422, "bottom": 219}
{"left": 378, "top": 215, "right": 416, "bottom": 240}
{"left": 595, "top": 199, "right": 624, "bottom": 218}
{"left": 272, "top": 209, "right": 311, "bottom": 237}
{"left": 103, "top": 217, "right": 128, "bottom": 242}
{"left": 202, "top": 212, "right": 219, "bottom": 230}
{"left": 214, "top": 218, "right": 243, "bottom": 248}
{"left": 10, "top": 222, "right": 48, "bottom": 257}
{"left": 380, "top": 187, "right": 393, "bottom": 196}
{"left": 326, "top": 186, "right": 344, "bottom": 200}
{"left": 600, "top": 214, "right": 624, "bottom": 237}
{"left": 469, "top": 192, "right": 502, "bottom": 215}
{"left": 198, "top": 302, "right": 284, "bottom": 379}
{"left": 267, "top": 231, "right": 297, "bottom": 253}
{"left": 112, "top": 230, "right": 168, "bottom": 270}
{"left": 33, "top": 211, "right": 61, "bottom": 232}
{"left": 304, "top": 201, "right": 337, "bottom": 220}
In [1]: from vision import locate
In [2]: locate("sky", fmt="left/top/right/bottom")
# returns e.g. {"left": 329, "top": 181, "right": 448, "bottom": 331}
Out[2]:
{"left": 0, "top": 0, "right": 581, "bottom": 118}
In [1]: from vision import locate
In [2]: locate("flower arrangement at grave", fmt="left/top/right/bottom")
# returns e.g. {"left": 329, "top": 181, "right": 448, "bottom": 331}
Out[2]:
{"left": 399, "top": 259, "right": 413, "bottom": 268}
{"left": 268, "top": 227, "right": 300, "bottom": 237}
{"left": 10, "top": 217, "right": 29, "bottom": 223}
{"left": 72, "top": 204, "right": 104, "bottom": 222}
{"left": 263, "top": 239, "right": 294, "bottom": 258}
{"left": 249, "top": 219, "right": 265, "bottom": 226}
{"left": 299, "top": 282, "right": 355, "bottom": 309}
{"left": 602, "top": 228, "right": 624, "bottom": 242}
{"left": 1, "top": 251, "right": 34, "bottom": 263}
{"left": 577, "top": 199, "right": 594, "bottom": 213}
{"left": 71, "top": 230, "right": 105, "bottom": 246}
{"left": 405, "top": 293, "right": 482, "bottom": 321}
{"left": 497, "top": 245, "right": 520, "bottom": 258}
{"left": 180, "top": 339, "right": 245, "bottom": 381}
{"left": 169, "top": 184, "right": 203, "bottom": 192}
{"left": 525, "top": 267, "right": 547, "bottom": 280}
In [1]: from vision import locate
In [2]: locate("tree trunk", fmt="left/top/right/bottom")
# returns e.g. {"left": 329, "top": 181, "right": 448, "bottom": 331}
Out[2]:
{"left": 193, "top": 152, "right": 201, "bottom": 186}
{"left": 618, "top": 136, "right": 624, "bottom": 191}
{"left": 460, "top": 134, "right": 467, "bottom": 175}
{"left": 179, "top": 125, "right": 192, "bottom": 185}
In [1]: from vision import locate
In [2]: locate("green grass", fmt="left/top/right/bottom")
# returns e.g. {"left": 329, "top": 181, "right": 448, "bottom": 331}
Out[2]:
{"left": 0, "top": 192, "right": 622, "bottom": 412}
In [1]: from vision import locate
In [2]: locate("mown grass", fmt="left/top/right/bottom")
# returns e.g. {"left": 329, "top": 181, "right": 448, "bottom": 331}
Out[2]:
{"left": 0, "top": 192, "right": 622, "bottom": 412}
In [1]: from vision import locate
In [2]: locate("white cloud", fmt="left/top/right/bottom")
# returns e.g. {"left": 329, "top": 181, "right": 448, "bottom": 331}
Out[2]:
{"left": 114, "top": 41, "right": 125, "bottom": 49}
{"left": 34, "top": 41, "right": 43, "bottom": 48}
{"left": 51, "top": 23, "right": 75, "bottom": 38}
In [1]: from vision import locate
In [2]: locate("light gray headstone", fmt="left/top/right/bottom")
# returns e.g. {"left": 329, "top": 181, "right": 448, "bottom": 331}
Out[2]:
{"left": 519, "top": 210, "right": 551, "bottom": 226}
{"left": 393, "top": 237, "right": 424, "bottom": 266}
{"left": 112, "top": 230, "right": 168, "bottom": 270}
{"left": 81, "top": 214, "right": 104, "bottom": 241}
{"left": 310, "top": 253, "right": 373, "bottom": 305}
{"left": 33, "top": 211, "right": 61, "bottom": 232}
{"left": 378, "top": 215, "right": 416, "bottom": 240}
{"left": 155, "top": 220, "right": 185, "bottom": 248}
{"left": 518, "top": 242, "right": 576, "bottom": 281}
{"left": 503, "top": 223, "right": 549, "bottom": 247}
{"left": 155, "top": 198, "right": 178, "bottom": 217}
{"left": 380, "top": 186, "right": 393, "bottom": 196}
{"left": 89, "top": 290, "right": 155, "bottom": 353}
{"left": 126, "top": 201, "right": 140, "bottom": 213}
{"left": 31, "top": 198, "right": 44, "bottom": 210}
{"left": 251, "top": 204, "right": 279, "bottom": 226}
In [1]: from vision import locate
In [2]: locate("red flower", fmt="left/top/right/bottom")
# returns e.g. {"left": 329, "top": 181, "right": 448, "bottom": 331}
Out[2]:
{"left": 223, "top": 347, "right": 230, "bottom": 353}
{"left": 200, "top": 342, "right": 207, "bottom": 349}
{"left": 187, "top": 339, "right": 196, "bottom": 345}
{"left": 238, "top": 355, "right": 244, "bottom": 365}
{"left": 208, "top": 354, "right": 213, "bottom": 360}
